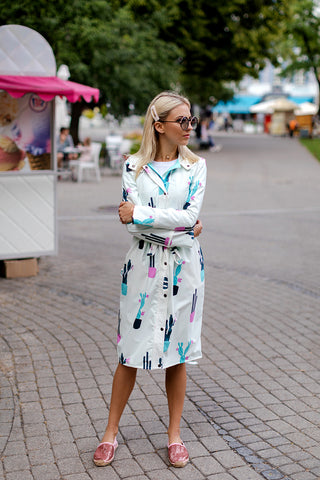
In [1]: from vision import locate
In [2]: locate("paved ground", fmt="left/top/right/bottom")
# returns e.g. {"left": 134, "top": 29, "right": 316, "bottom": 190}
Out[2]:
{"left": 1, "top": 133, "right": 320, "bottom": 480}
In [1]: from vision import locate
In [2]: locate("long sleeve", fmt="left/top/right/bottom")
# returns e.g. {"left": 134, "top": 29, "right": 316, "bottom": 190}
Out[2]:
{"left": 122, "top": 158, "right": 207, "bottom": 231}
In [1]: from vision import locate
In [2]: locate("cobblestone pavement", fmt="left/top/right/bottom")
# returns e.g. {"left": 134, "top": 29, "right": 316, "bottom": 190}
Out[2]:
{"left": 1, "top": 134, "right": 320, "bottom": 480}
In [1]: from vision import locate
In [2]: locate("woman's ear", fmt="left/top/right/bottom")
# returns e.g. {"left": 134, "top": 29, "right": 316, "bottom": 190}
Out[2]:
{"left": 154, "top": 121, "right": 164, "bottom": 134}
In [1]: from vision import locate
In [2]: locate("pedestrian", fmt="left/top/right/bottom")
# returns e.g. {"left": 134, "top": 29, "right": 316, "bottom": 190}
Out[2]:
{"left": 199, "top": 110, "right": 222, "bottom": 152}
{"left": 93, "top": 91, "right": 207, "bottom": 468}
{"left": 288, "top": 118, "right": 299, "bottom": 137}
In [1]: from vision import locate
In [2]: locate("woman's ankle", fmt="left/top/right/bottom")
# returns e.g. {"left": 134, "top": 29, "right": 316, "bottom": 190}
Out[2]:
{"left": 167, "top": 428, "right": 182, "bottom": 445}
{"left": 101, "top": 426, "right": 118, "bottom": 444}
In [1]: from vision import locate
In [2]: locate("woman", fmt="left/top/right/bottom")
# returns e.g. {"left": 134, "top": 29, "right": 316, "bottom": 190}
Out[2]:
{"left": 93, "top": 91, "right": 207, "bottom": 468}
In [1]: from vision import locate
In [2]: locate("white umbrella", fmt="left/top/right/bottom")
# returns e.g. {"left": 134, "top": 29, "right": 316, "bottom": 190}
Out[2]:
{"left": 271, "top": 98, "right": 298, "bottom": 112}
{"left": 250, "top": 100, "right": 275, "bottom": 114}
{"left": 250, "top": 97, "right": 298, "bottom": 114}
{"left": 294, "top": 102, "right": 318, "bottom": 116}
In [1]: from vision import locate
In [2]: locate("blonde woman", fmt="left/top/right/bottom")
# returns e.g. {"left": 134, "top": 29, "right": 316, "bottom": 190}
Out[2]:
{"left": 93, "top": 91, "right": 207, "bottom": 468}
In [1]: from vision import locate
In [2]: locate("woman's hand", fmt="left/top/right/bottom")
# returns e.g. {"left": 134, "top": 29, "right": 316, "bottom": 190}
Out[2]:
{"left": 194, "top": 219, "right": 203, "bottom": 238}
{"left": 119, "top": 201, "right": 134, "bottom": 224}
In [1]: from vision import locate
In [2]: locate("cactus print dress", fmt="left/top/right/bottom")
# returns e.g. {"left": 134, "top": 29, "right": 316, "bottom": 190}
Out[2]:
{"left": 118, "top": 154, "right": 207, "bottom": 369}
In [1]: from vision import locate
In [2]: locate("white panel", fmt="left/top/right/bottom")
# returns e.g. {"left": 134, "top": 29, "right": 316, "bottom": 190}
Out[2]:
{"left": 0, "top": 175, "right": 56, "bottom": 258}
{"left": 0, "top": 25, "right": 56, "bottom": 76}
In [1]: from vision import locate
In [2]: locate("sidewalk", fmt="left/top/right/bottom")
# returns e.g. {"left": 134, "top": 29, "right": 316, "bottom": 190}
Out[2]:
{"left": 1, "top": 134, "right": 320, "bottom": 480}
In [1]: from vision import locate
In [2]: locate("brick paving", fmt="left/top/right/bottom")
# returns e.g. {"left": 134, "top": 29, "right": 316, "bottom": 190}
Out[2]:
{"left": 1, "top": 133, "right": 320, "bottom": 480}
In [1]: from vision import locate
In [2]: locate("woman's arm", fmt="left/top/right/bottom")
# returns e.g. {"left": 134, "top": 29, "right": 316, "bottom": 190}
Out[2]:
{"left": 122, "top": 158, "right": 207, "bottom": 230}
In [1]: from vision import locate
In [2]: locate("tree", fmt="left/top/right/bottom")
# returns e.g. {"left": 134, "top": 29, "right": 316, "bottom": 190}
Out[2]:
{"left": 277, "top": 0, "right": 320, "bottom": 111}
{"left": 125, "top": 0, "right": 292, "bottom": 104}
{"left": 1, "top": 0, "right": 293, "bottom": 134}
{"left": 0, "top": 0, "right": 181, "bottom": 141}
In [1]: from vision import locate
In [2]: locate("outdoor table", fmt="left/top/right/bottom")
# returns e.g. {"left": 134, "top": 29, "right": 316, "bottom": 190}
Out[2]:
{"left": 63, "top": 147, "right": 81, "bottom": 154}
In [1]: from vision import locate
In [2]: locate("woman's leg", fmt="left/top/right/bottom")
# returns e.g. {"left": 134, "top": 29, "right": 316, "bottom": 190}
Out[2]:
{"left": 165, "top": 363, "right": 187, "bottom": 444}
{"left": 100, "top": 363, "right": 137, "bottom": 443}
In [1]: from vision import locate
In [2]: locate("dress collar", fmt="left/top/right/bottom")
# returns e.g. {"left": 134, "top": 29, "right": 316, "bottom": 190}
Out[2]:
{"left": 126, "top": 154, "right": 193, "bottom": 172}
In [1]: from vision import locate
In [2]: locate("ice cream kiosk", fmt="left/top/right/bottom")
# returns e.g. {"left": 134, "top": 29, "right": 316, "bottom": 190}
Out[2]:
{"left": 0, "top": 25, "right": 99, "bottom": 277}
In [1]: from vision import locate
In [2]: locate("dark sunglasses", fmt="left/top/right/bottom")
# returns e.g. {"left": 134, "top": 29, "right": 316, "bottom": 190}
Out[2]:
{"left": 159, "top": 116, "right": 198, "bottom": 131}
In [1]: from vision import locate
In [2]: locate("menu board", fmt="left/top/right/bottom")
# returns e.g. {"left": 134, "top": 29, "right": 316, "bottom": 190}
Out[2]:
{"left": 0, "top": 91, "right": 52, "bottom": 172}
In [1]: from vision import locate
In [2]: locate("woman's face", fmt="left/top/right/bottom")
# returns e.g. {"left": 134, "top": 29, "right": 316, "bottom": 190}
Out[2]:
{"left": 160, "top": 103, "right": 193, "bottom": 147}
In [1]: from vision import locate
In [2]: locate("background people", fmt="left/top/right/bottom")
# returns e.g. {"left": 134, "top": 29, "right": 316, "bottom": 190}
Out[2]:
{"left": 56, "top": 127, "right": 77, "bottom": 168}
{"left": 197, "top": 110, "right": 222, "bottom": 152}
{"left": 77, "top": 137, "right": 92, "bottom": 162}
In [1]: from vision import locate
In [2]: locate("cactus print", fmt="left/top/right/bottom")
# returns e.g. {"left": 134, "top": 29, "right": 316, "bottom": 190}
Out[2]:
{"left": 190, "top": 289, "right": 198, "bottom": 323}
{"left": 177, "top": 340, "right": 193, "bottom": 363}
{"left": 184, "top": 177, "right": 201, "bottom": 210}
{"left": 133, "top": 292, "right": 148, "bottom": 329}
{"left": 164, "top": 315, "right": 175, "bottom": 352}
{"left": 147, "top": 252, "right": 156, "bottom": 278}
{"left": 173, "top": 261, "right": 185, "bottom": 296}
{"left": 143, "top": 351, "right": 152, "bottom": 370}
{"left": 199, "top": 247, "right": 205, "bottom": 282}
{"left": 117, "top": 311, "right": 121, "bottom": 344}
{"left": 121, "top": 259, "right": 133, "bottom": 295}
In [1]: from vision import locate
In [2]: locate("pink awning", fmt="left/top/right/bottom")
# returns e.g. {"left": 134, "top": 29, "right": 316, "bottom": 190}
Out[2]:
{"left": 0, "top": 75, "right": 99, "bottom": 103}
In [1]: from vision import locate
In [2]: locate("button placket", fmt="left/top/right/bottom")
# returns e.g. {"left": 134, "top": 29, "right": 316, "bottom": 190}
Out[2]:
{"left": 151, "top": 247, "right": 169, "bottom": 367}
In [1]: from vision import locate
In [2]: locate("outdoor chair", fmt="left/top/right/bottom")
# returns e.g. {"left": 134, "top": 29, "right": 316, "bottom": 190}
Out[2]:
{"left": 106, "top": 135, "right": 123, "bottom": 170}
{"left": 69, "top": 142, "right": 101, "bottom": 182}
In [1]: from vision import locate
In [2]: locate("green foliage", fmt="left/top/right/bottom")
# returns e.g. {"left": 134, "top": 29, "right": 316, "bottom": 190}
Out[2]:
{"left": 278, "top": 0, "right": 320, "bottom": 90}
{"left": 154, "top": 0, "right": 291, "bottom": 103}
{"left": 0, "top": 0, "right": 181, "bottom": 117}
{"left": 0, "top": 0, "right": 292, "bottom": 114}
{"left": 130, "top": 141, "right": 141, "bottom": 154}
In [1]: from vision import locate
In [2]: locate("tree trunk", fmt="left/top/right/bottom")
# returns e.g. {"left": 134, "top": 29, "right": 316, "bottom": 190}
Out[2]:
{"left": 70, "top": 101, "right": 84, "bottom": 145}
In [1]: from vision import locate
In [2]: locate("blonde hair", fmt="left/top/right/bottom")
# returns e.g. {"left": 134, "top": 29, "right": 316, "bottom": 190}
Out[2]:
{"left": 132, "top": 91, "right": 199, "bottom": 176}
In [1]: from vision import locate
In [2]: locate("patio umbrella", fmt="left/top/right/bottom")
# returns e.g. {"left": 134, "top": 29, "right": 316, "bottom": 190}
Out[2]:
{"left": 250, "top": 100, "right": 275, "bottom": 114}
{"left": 250, "top": 97, "right": 298, "bottom": 114}
{"left": 294, "top": 102, "right": 318, "bottom": 116}
{"left": 271, "top": 98, "right": 298, "bottom": 112}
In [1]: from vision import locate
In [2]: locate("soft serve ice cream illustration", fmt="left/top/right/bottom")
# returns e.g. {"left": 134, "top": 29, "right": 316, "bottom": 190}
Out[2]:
{"left": 0, "top": 92, "right": 26, "bottom": 171}
{"left": 0, "top": 135, "right": 25, "bottom": 171}
{"left": 0, "top": 91, "right": 19, "bottom": 127}
{"left": 0, "top": 92, "right": 51, "bottom": 171}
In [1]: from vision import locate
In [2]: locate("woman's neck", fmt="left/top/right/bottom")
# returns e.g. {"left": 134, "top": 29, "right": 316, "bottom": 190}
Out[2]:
{"left": 155, "top": 146, "right": 178, "bottom": 162}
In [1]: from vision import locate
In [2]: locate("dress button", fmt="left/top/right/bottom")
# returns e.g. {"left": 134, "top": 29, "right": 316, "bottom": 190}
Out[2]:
{"left": 160, "top": 327, "right": 164, "bottom": 331}
{"left": 164, "top": 262, "right": 167, "bottom": 266}
{"left": 164, "top": 294, "right": 167, "bottom": 298}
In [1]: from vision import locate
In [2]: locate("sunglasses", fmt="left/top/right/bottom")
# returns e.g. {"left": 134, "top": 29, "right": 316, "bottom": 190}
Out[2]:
{"left": 159, "top": 116, "right": 198, "bottom": 131}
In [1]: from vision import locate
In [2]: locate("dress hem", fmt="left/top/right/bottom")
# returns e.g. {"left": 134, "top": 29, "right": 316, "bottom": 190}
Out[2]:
{"left": 118, "top": 354, "right": 202, "bottom": 371}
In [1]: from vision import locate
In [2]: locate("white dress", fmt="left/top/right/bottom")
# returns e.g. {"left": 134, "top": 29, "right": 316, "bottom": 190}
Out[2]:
{"left": 117, "top": 154, "right": 207, "bottom": 369}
